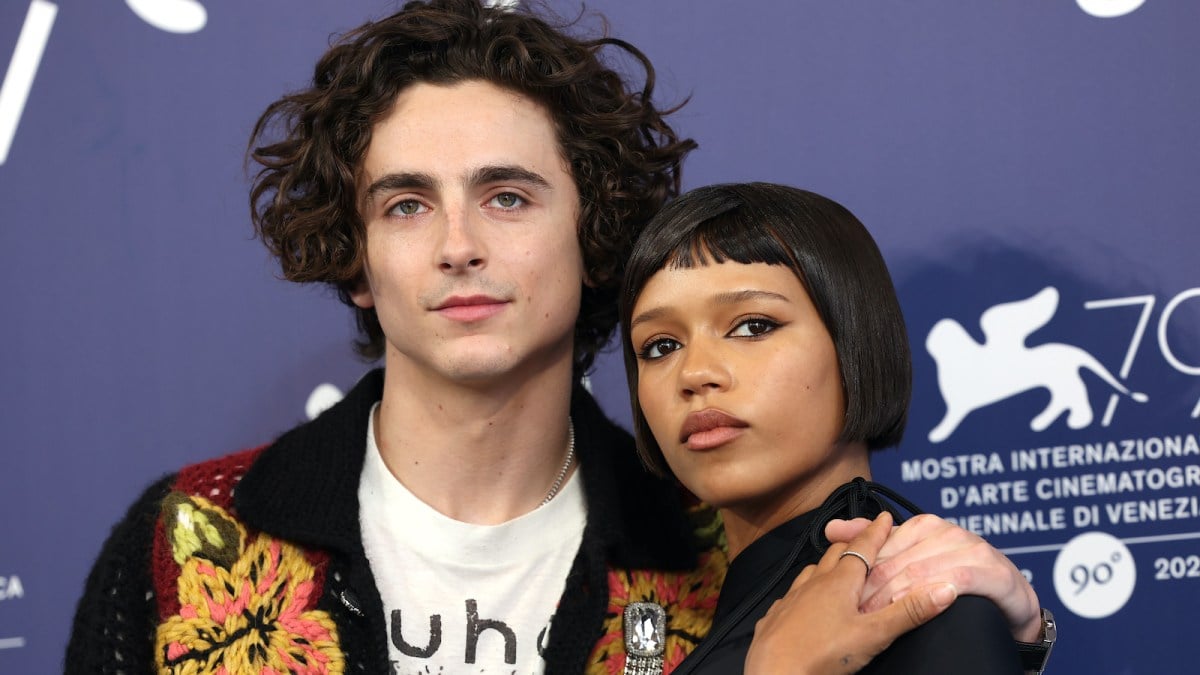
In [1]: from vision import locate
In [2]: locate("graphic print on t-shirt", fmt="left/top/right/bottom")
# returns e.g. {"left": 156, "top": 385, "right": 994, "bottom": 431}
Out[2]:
{"left": 388, "top": 599, "right": 553, "bottom": 670}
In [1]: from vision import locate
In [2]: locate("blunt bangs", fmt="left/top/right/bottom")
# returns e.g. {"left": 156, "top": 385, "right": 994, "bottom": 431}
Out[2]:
{"left": 620, "top": 183, "right": 911, "bottom": 477}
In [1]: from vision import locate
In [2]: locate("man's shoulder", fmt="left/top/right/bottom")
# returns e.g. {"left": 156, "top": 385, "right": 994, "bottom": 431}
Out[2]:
{"left": 169, "top": 445, "right": 271, "bottom": 509}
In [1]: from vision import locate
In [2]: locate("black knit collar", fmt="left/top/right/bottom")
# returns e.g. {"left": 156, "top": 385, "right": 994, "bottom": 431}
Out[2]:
{"left": 235, "top": 368, "right": 697, "bottom": 570}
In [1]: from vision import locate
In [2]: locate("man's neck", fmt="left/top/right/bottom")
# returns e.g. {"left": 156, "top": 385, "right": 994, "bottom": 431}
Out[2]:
{"left": 371, "top": 357, "right": 578, "bottom": 525}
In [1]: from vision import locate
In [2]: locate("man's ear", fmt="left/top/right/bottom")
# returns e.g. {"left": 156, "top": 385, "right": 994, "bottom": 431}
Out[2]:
{"left": 349, "top": 274, "right": 374, "bottom": 309}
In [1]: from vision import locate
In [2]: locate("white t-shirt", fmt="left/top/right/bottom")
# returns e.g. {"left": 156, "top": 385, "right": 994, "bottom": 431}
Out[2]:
{"left": 359, "top": 406, "right": 587, "bottom": 675}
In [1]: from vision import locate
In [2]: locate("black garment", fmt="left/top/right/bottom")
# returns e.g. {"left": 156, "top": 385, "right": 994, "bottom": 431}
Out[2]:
{"left": 65, "top": 368, "right": 709, "bottom": 674}
{"left": 673, "top": 479, "right": 1024, "bottom": 675}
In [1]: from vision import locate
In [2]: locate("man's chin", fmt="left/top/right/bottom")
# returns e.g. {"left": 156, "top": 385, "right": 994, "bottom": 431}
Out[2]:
{"left": 385, "top": 336, "right": 574, "bottom": 388}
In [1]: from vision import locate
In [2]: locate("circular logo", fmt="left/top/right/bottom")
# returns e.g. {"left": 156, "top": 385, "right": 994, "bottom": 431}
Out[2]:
{"left": 1076, "top": 0, "right": 1146, "bottom": 18}
{"left": 125, "top": 0, "right": 208, "bottom": 34}
{"left": 1053, "top": 531, "right": 1136, "bottom": 618}
{"left": 305, "top": 383, "right": 344, "bottom": 421}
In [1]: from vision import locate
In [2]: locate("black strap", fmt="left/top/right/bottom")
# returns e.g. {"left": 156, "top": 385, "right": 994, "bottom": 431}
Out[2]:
{"left": 806, "top": 477, "right": 924, "bottom": 553}
{"left": 1015, "top": 608, "right": 1055, "bottom": 674}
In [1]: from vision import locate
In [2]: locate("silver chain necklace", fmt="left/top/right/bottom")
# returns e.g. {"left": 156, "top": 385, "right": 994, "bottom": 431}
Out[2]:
{"left": 540, "top": 418, "right": 575, "bottom": 505}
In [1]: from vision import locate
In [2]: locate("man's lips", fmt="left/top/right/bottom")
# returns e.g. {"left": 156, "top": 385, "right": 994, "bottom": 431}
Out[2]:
{"left": 679, "top": 409, "right": 749, "bottom": 450}
{"left": 433, "top": 295, "right": 508, "bottom": 322}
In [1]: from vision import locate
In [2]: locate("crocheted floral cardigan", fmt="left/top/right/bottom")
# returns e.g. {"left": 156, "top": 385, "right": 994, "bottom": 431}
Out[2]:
{"left": 65, "top": 369, "right": 727, "bottom": 674}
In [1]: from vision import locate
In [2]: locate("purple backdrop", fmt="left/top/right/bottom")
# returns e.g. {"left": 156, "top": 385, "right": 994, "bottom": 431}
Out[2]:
{"left": 1, "top": 0, "right": 1196, "bottom": 672}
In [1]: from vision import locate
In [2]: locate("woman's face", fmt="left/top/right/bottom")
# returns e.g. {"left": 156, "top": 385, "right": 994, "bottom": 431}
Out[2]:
{"left": 629, "top": 260, "right": 861, "bottom": 521}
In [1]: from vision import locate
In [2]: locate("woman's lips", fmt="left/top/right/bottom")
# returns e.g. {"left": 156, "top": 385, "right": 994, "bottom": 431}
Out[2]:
{"left": 679, "top": 409, "right": 749, "bottom": 450}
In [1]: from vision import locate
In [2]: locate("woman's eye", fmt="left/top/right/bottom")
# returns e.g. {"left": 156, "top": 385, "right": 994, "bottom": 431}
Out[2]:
{"left": 640, "top": 337, "right": 682, "bottom": 360}
{"left": 489, "top": 192, "right": 525, "bottom": 209}
{"left": 730, "top": 318, "right": 778, "bottom": 338}
{"left": 389, "top": 200, "right": 426, "bottom": 216}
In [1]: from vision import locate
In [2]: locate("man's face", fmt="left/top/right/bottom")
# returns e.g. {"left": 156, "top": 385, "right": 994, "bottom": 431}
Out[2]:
{"left": 353, "top": 80, "right": 585, "bottom": 387}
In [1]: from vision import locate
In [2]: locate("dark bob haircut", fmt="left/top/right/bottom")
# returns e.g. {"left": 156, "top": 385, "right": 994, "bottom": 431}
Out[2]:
{"left": 249, "top": 0, "right": 695, "bottom": 374}
{"left": 619, "top": 182, "right": 911, "bottom": 476}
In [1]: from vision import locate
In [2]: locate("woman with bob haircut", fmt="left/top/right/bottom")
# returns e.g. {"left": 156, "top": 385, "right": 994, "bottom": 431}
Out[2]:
{"left": 620, "top": 182, "right": 1026, "bottom": 673}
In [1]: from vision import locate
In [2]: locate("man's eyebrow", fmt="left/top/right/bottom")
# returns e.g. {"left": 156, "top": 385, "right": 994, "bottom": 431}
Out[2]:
{"left": 363, "top": 171, "right": 437, "bottom": 205}
{"left": 629, "top": 289, "right": 790, "bottom": 331}
{"left": 468, "top": 165, "right": 552, "bottom": 191}
{"left": 362, "top": 166, "right": 552, "bottom": 207}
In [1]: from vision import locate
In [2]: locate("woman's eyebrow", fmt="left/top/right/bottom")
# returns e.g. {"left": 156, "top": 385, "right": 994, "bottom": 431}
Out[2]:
{"left": 630, "top": 289, "right": 789, "bottom": 331}
{"left": 710, "top": 289, "right": 790, "bottom": 305}
{"left": 629, "top": 305, "right": 671, "bottom": 333}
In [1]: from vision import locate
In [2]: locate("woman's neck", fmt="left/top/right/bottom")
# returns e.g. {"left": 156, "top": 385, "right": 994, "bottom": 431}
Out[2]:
{"left": 721, "top": 442, "right": 872, "bottom": 559}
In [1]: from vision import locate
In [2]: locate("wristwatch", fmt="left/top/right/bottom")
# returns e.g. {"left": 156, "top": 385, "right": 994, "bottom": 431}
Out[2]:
{"left": 1015, "top": 608, "right": 1056, "bottom": 674}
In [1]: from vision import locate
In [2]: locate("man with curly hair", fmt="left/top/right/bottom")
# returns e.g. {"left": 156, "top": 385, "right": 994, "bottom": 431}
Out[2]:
{"left": 66, "top": 1, "right": 1050, "bottom": 673}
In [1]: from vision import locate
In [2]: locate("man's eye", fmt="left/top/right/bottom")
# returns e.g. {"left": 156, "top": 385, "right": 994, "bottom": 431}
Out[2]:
{"left": 640, "top": 338, "right": 681, "bottom": 360}
{"left": 389, "top": 200, "right": 426, "bottom": 216}
{"left": 729, "top": 318, "right": 778, "bottom": 338}
{"left": 489, "top": 192, "right": 524, "bottom": 209}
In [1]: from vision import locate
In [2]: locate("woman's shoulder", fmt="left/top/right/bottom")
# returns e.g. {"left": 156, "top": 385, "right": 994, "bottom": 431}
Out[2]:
{"left": 864, "top": 595, "right": 1024, "bottom": 675}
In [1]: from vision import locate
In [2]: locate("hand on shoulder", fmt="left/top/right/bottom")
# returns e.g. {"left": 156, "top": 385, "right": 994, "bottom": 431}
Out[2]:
{"left": 826, "top": 513, "right": 1042, "bottom": 642}
{"left": 745, "top": 513, "right": 958, "bottom": 675}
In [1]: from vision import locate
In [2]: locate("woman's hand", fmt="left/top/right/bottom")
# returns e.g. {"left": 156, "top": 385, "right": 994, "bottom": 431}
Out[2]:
{"left": 744, "top": 512, "right": 958, "bottom": 675}
{"left": 825, "top": 514, "right": 1042, "bottom": 642}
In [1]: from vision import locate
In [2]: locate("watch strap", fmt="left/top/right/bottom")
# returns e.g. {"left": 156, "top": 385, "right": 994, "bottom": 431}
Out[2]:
{"left": 1015, "top": 608, "right": 1056, "bottom": 674}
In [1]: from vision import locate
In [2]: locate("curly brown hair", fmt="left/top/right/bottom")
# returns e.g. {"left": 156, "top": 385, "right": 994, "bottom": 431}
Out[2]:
{"left": 248, "top": 0, "right": 696, "bottom": 374}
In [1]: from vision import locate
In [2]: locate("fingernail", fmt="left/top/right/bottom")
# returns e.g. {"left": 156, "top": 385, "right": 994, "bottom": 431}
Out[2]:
{"left": 931, "top": 583, "right": 957, "bottom": 608}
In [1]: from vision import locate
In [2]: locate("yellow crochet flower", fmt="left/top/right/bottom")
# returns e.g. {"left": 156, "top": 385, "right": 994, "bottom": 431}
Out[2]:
{"left": 156, "top": 494, "right": 344, "bottom": 674}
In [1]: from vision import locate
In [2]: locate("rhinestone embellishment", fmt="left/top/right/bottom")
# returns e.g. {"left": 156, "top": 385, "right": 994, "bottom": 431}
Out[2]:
{"left": 623, "top": 601, "right": 666, "bottom": 675}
